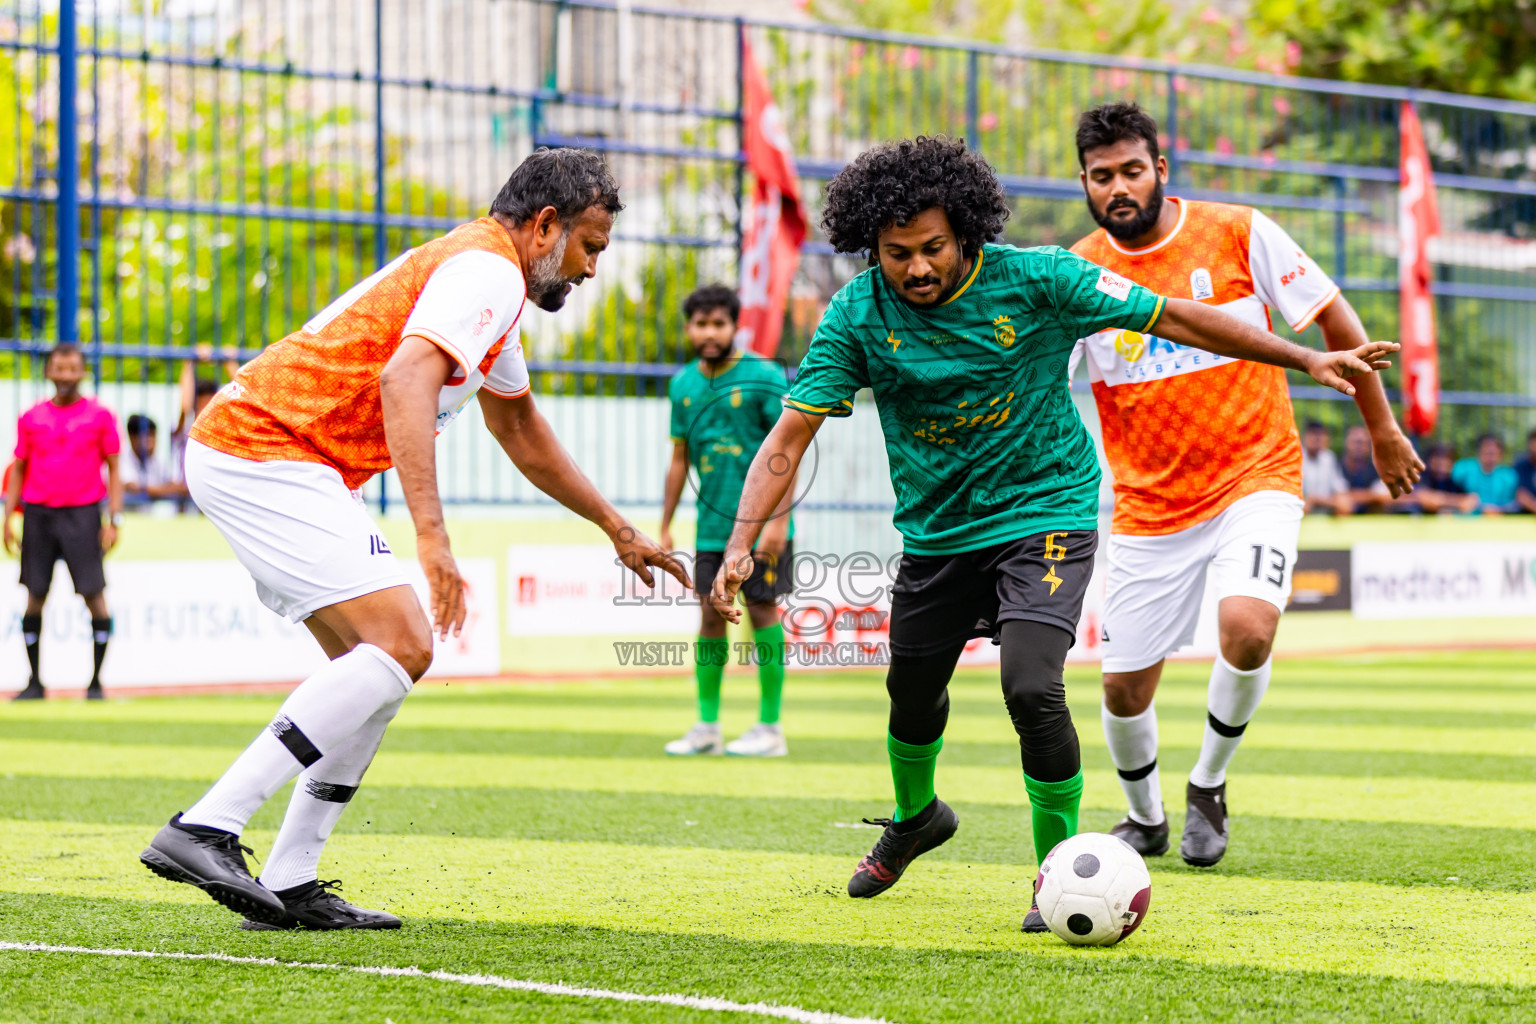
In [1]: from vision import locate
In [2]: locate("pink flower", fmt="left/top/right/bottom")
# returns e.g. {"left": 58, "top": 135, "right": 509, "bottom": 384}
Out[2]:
{"left": 1273, "top": 95, "right": 1291, "bottom": 116}
{"left": 1200, "top": 6, "right": 1223, "bottom": 24}
{"left": 1110, "top": 69, "right": 1130, "bottom": 89}
{"left": 1260, "top": 150, "right": 1277, "bottom": 165}
{"left": 979, "top": 112, "right": 999, "bottom": 131}
{"left": 901, "top": 45, "right": 921, "bottom": 69}
{"left": 1215, "top": 136, "right": 1234, "bottom": 155}
{"left": 1285, "top": 40, "right": 1302, "bottom": 69}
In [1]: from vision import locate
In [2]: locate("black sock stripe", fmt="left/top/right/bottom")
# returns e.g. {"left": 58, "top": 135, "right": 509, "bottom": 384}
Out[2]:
{"left": 1207, "top": 712, "right": 1248, "bottom": 738}
{"left": 304, "top": 779, "right": 358, "bottom": 803}
{"left": 270, "top": 715, "right": 322, "bottom": 768}
{"left": 1116, "top": 759, "right": 1158, "bottom": 782}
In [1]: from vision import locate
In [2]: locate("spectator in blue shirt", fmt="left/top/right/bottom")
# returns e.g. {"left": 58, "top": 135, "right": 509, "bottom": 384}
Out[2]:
{"left": 1514, "top": 428, "right": 1536, "bottom": 515}
{"left": 1451, "top": 433, "right": 1520, "bottom": 514}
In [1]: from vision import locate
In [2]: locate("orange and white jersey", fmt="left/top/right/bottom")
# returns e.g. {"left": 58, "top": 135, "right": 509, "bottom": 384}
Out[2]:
{"left": 1071, "top": 198, "right": 1339, "bottom": 536}
{"left": 193, "top": 218, "right": 529, "bottom": 490}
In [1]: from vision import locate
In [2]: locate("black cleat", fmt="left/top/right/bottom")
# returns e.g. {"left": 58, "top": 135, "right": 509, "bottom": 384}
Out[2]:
{"left": 238, "top": 879, "right": 401, "bottom": 931}
{"left": 140, "top": 814, "right": 287, "bottom": 924}
{"left": 85, "top": 683, "right": 104, "bottom": 701}
{"left": 1111, "top": 810, "right": 1170, "bottom": 857}
{"left": 12, "top": 681, "right": 44, "bottom": 701}
{"left": 1021, "top": 884, "right": 1049, "bottom": 933}
{"left": 1181, "top": 781, "right": 1229, "bottom": 867}
{"left": 847, "top": 798, "right": 958, "bottom": 898}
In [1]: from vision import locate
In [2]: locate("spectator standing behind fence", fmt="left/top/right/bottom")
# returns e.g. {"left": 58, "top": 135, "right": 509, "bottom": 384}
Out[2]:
{"left": 4, "top": 343, "right": 122, "bottom": 701}
{"left": 1514, "top": 429, "right": 1536, "bottom": 514}
{"left": 1452, "top": 434, "right": 1520, "bottom": 514}
{"left": 1300, "top": 421, "right": 1351, "bottom": 515}
{"left": 120, "top": 415, "right": 180, "bottom": 509}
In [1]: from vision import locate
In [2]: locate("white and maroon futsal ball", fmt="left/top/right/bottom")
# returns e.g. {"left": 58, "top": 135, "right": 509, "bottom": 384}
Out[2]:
{"left": 1034, "top": 832, "right": 1152, "bottom": 946}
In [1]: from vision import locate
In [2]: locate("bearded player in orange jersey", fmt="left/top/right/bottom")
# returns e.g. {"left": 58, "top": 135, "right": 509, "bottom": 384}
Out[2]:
{"left": 1069, "top": 104, "right": 1423, "bottom": 867}
{"left": 139, "top": 148, "right": 689, "bottom": 930}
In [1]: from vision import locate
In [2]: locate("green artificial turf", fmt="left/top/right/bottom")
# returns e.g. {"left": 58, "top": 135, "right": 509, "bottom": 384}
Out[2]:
{"left": 0, "top": 651, "right": 1532, "bottom": 1023}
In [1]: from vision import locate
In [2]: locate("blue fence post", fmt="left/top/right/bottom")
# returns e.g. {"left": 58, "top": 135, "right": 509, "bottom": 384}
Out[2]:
{"left": 374, "top": 0, "right": 389, "bottom": 515}
{"left": 56, "top": 0, "right": 79, "bottom": 348}
{"left": 1333, "top": 175, "right": 1347, "bottom": 281}
{"left": 1164, "top": 68, "right": 1178, "bottom": 186}
{"left": 734, "top": 17, "right": 746, "bottom": 273}
{"left": 965, "top": 49, "right": 979, "bottom": 151}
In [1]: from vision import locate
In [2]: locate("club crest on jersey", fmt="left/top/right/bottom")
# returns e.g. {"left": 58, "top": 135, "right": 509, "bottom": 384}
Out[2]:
{"left": 471, "top": 308, "right": 494, "bottom": 336}
{"left": 1095, "top": 269, "right": 1133, "bottom": 302}
{"left": 1190, "top": 268, "right": 1215, "bottom": 301}
{"left": 992, "top": 314, "right": 1016, "bottom": 347}
{"left": 1113, "top": 330, "right": 1146, "bottom": 362}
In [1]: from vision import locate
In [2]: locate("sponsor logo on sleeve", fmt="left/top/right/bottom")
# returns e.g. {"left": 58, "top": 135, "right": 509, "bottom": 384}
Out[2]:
{"left": 1095, "top": 269, "right": 1133, "bottom": 302}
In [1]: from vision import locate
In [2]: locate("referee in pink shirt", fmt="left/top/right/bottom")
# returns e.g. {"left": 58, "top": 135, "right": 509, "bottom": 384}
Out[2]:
{"left": 5, "top": 343, "right": 122, "bottom": 700}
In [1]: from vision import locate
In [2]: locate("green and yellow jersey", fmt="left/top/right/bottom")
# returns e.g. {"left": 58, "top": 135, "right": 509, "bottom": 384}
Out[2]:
{"left": 786, "top": 243, "right": 1164, "bottom": 554}
{"left": 669, "top": 349, "right": 795, "bottom": 551}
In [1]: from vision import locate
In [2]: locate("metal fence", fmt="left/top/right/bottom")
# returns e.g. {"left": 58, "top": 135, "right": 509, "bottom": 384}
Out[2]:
{"left": 2, "top": 0, "right": 1534, "bottom": 531}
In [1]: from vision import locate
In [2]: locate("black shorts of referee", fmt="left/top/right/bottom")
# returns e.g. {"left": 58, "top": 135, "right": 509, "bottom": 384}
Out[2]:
{"left": 20, "top": 503, "right": 106, "bottom": 598}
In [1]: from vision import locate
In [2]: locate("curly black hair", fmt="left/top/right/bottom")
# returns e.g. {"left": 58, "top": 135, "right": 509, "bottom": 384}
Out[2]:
{"left": 820, "top": 136, "right": 1009, "bottom": 264}
{"left": 682, "top": 283, "right": 741, "bottom": 322}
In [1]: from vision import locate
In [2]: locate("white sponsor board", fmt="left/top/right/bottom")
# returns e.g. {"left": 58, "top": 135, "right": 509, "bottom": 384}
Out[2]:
{"left": 504, "top": 542, "right": 1223, "bottom": 666}
{"left": 0, "top": 558, "right": 500, "bottom": 689}
{"left": 1352, "top": 541, "right": 1536, "bottom": 620}
{"left": 507, "top": 544, "right": 698, "bottom": 636}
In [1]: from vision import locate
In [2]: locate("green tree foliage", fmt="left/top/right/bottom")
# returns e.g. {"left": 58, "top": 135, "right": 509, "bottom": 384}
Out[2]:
{"left": 1251, "top": 0, "right": 1536, "bottom": 103}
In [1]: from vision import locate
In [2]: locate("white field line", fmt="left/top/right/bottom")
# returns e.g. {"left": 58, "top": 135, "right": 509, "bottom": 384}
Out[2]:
{"left": 0, "top": 942, "right": 897, "bottom": 1024}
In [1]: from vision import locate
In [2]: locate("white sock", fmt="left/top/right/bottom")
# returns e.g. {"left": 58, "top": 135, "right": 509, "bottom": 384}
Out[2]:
{"left": 182, "top": 644, "right": 413, "bottom": 834}
{"left": 260, "top": 695, "right": 403, "bottom": 892}
{"left": 1189, "top": 654, "right": 1272, "bottom": 789}
{"left": 1101, "top": 700, "right": 1163, "bottom": 826}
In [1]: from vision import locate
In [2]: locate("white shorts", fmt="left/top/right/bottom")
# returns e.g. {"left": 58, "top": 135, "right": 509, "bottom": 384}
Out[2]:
{"left": 184, "top": 439, "right": 410, "bottom": 622}
{"left": 1099, "top": 490, "right": 1303, "bottom": 673}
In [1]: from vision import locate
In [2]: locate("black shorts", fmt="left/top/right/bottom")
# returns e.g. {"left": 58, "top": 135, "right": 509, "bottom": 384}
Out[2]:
{"left": 20, "top": 503, "right": 106, "bottom": 599}
{"left": 887, "top": 529, "right": 1098, "bottom": 657}
{"left": 695, "top": 542, "right": 794, "bottom": 606}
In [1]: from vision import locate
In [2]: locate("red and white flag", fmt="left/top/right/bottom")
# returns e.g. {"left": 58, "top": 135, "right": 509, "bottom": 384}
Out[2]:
{"left": 737, "top": 29, "right": 805, "bottom": 357}
{"left": 1398, "top": 102, "right": 1441, "bottom": 435}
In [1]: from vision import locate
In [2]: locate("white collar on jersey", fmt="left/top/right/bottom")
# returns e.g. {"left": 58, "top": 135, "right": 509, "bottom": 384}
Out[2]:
{"left": 1105, "top": 196, "right": 1188, "bottom": 257}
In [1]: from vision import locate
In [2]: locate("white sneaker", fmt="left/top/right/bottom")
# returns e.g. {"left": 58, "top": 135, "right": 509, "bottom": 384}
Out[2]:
{"left": 665, "top": 722, "right": 723, "bottom": 756}
{"left": 724, "top": 722, "right": 788, "bottom": 758}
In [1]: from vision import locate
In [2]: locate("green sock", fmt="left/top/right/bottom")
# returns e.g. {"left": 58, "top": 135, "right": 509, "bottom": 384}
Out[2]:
{"left": 887, "top": 733, "right": 943, "bottom": 821}
{"left": 754, "top": 622, "right": 785, "bottom": 724}
{"left": 694, "top": 636, "right": 728, "bottom": 723}
{"left": 1023, "top": 770, "right": 1083, "bottom": 865}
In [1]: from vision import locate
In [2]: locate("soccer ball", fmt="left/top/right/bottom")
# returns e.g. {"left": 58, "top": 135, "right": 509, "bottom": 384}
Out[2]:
{"left": 1034, "top": 832, "right": 1152, "bottom": 946}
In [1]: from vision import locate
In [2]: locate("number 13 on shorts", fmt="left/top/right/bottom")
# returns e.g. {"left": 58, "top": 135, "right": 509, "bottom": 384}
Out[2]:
{"left": 1249, "top": 543, "right": 1287, "bottom": 588}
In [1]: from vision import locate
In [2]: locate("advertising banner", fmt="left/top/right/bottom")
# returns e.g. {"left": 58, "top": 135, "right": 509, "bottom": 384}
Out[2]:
{"left": 0, "top": 558, "right": 500, "bottom": 689}
{"left": 507, "top": 543, "right": 1229, "bottom": 668}
{"left": 1352, "top": 541, "right": 1536, "bottom": 620}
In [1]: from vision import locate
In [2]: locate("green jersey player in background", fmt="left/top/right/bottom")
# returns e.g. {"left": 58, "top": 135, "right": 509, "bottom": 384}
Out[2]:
{"left": 661, "top": 285, "right": 795, "bottom": 758}
{"left": 707, "top": 136, "right": 1394, "bottom": 932}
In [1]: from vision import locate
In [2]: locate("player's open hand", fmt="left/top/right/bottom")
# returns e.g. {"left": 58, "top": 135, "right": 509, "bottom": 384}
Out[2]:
{"left": 1372, "top": 429, "right": 1424, "bottom": 498}
{"left": 2, "top": 516, "right": 15, "bottom": 557}
{"left": 1306, "top": 341, "right": 1398, "bottom": 397}
{"left": 708, "top": 549, "right": 754, "bottom": 624}
{"left": 417, "top": 529, "right": 467, "bottom": 640}
{"left": 99, "top": 522, "right": 118, "bottom": 554}
{"left": 612, "top": 522, "right": 691, "bottom": 591}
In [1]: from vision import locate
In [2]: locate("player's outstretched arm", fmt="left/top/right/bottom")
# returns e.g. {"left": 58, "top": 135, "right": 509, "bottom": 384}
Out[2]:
{"left": 1315, "top": 297, "right": 1423, "bottom": 497}
{"left": 659, "top": 440, "right": 689, "bottom": 555}
{"left": 709, "top": 409, "right": 821, "bottom": 624}
{"left": 1155, "top": 297, "right": 1397, "bottom": 398}
{"left": 382, "top": 335, "right": 467, "bottom": 639}
{"left": 479, "top": 390, "right": 690, "bottom": 592}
